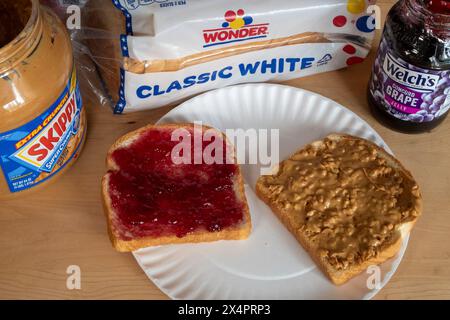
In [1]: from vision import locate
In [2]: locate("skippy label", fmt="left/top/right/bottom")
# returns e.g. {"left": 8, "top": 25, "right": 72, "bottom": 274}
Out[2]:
{"left": 370, "top": 39, "right": 450, "bottom": 123}
{"left": 115, "top": 42, "right": 369, "bottom": 113}
{"left": 0, "top": 69, "right": 85, "bottom": 192}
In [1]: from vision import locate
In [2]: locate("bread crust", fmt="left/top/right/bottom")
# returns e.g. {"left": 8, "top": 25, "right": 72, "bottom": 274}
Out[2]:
{"left": 102, "top": 123, "right": 251, "bottom": 252}
{"left": 124, "top": 32, "right": 330, "bottom": 73}
{"left": 84, "top": 0, "right": 125, "bottom": 103}
{"left": 256, "top": 133, "right": 422, "bottom": 285}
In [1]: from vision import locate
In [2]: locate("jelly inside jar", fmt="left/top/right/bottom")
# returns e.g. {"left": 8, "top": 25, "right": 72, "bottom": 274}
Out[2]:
{"left": 425, "top": 0, "right": 450, "bottom": 14}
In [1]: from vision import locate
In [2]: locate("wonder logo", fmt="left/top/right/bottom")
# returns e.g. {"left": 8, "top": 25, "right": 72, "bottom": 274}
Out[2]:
{"left": 202, "top": 9, "right": 269, "bottom": 48}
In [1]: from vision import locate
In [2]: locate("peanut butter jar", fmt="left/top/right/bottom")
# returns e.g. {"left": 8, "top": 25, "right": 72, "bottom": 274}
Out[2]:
{"left": 0, "top": 0, "right": 87, "bottom": 198}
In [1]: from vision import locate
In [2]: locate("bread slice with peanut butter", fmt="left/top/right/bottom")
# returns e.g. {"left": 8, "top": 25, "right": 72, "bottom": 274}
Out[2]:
{"left": 256, "top": 133, "right": 422, "bottom": 285}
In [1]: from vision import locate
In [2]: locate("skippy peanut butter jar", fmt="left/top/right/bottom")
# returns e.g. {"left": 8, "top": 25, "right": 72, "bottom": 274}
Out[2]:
{"left": 0, "top": 0, "right": 86, "bottom": 198}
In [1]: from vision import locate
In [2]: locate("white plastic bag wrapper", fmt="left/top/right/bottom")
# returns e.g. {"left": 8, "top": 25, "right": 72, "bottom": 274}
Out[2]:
{"left": 40, "top": 0, "right": 113, "bottom": 108}
{"left": 83, "top": 0, "right": 378, "bottom": 113}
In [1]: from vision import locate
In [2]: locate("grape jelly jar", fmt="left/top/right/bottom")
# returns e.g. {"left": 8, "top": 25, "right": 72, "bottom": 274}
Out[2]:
{"left": 368, "top": 0, "right": 450, "bottom": 133}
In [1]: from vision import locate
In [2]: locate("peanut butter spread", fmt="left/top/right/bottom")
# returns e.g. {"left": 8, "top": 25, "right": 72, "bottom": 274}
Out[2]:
{"left": 258, "top": 136, "right": 421, "bottom": 270}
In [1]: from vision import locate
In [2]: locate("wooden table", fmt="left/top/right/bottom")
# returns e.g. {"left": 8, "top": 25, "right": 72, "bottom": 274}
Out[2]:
{"left": 1, "top": 1, "right": 449, "bottom": 299}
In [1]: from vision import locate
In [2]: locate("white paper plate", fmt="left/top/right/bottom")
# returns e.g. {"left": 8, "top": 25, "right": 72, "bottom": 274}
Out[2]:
{"left": 133, "top": 83, "right": 408, "bottom": 300}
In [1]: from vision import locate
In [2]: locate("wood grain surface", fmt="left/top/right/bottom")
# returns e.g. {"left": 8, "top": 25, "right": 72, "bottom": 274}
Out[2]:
{"left": 1, "top": 0, "right": 449, "bottom": 299}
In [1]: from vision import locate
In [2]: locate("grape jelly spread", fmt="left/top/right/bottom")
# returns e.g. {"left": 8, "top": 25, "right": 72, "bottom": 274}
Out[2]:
{"left": 368, "top": 0, "right": 450, "bottom": 133}
{"left": 107, "top": 126, "right": 245, "bottom": 240}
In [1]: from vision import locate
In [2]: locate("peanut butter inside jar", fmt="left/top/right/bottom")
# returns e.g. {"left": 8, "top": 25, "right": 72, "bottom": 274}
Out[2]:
{"left": 0, "top": 1, "right": 31, "bottom": 47}
{"left": 0, "top": 0, "right": 87, "bottom": 198}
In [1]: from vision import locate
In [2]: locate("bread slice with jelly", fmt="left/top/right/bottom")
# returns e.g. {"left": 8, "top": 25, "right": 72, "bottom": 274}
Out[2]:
{"left": 256, "top": 133, "right": 422, "bottom": 285}
{"left": 102, "top": 123, "right": 251, "bottom": 252}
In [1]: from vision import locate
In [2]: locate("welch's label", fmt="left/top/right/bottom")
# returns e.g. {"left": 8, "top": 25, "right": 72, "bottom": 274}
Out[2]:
{"left": 370, "top": 38, "right": 450, "bottom": 123}
{"left": 383, "top": 54, "right": 440, "bottom": 92}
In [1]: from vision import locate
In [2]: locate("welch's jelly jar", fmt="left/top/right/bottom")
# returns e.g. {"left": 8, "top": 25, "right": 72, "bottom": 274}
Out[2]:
{"left": 368, "top": 0, "right": 450, "bottom": 133}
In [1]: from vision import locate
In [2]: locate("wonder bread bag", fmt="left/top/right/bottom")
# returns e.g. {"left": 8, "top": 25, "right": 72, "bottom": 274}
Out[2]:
{"left": 85, "top": 0, "right": 377, "bottom": 113}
